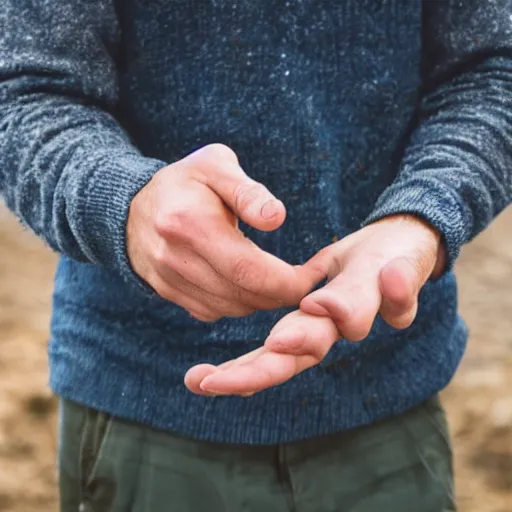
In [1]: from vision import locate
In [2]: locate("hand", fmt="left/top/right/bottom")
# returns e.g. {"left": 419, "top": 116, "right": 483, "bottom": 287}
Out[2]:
{"left": 185, "top": 310, "right": 339, "bottom": 396}
{"left": 185, "top": 214, "right": 445, "bottom": 395}
{"left": 300, "top": 214, "right": 445, "bottom": 338}
{"left": 127, "top": 144, "right": 323, "bottom": 321}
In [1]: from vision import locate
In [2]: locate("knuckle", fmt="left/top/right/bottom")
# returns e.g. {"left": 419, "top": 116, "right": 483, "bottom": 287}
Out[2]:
{"left": 233, "top": 181, "right": 264, "bottom": 215}
{"left": 274, "top": 335, "right": 307, "bottom": 355}
{"left": 204, "top": 143, "right": 239, "bottom": 164}
{"left": 170, "top": 162, "right": 192, "bottom": 181}
{"left": 326, "top": 256, "right": 343, "bottom": 282}
{"left": 307, "top": 247, "right": 336, "bottom": 279}
{"left": 172, "top": 154, "right": 208, "bottom": 184}
{"left": 153, "top": 240, "right": 171, "bottom": 268}
{"left": 232, "top": 257, "right": 263, "bottom": 291}
{"left": 158, "top": 161, "right": 196, "bottom": 187}
{"left": 317, "top": 246, "right": 332, "bottom": 260}
{"left": 154, "top": 211, "right": 174, "bottom": 236}
{"left": 341, "top": 315, "right": 371, "bottom": 342}
{"left": 155, "top": 209, "right": 194, "bottom": 240}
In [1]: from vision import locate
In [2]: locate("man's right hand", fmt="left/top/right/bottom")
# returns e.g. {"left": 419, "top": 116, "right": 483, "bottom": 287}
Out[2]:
{"left": 127, "top": 144, "right": 323, "bottom": 321}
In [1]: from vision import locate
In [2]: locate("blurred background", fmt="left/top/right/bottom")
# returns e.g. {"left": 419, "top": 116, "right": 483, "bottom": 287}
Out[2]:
{"left": 0, "top": 202, "right": 511, "bottom": 511}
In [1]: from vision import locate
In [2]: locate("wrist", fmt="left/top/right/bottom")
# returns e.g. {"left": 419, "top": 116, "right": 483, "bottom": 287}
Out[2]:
{"left": 371, "top": 213, "right": 446, "bottom": 278}
{"left": 401, "top": 214, "right": 447, "bottom": 278}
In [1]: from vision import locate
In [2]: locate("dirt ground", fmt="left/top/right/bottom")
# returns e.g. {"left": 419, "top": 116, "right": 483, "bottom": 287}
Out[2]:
{"left": 0, "top": 204, "right": 511, "bottom": 511}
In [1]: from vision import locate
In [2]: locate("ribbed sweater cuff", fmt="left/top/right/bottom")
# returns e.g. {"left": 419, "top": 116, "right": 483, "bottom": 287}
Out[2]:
{"left": 362, "top": 179, "right": 469, "bottom": 272}
{"left": 76, "top": 152, "right": 166, "bottom": 292}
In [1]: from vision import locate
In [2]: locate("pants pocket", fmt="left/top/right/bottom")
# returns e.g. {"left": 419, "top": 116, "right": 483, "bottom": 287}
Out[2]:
{"left": 78, "top": 407, "right": 116, "bottom": 511}
{"left": 390, "top": 396, "right": 456, "bottom": 512}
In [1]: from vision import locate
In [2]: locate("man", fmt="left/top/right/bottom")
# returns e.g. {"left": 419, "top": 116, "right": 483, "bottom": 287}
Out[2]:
{"left": 1, "top": 1, "right": 511, "bottom": 510}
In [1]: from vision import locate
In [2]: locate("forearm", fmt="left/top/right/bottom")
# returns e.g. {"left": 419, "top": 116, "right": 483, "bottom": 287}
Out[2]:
{"left": 364, "top": 1, "right": 512, "bottom": 270}
{"left": 0, "top": 0, "right": 165, "bottom": 272}
{"left": 364, "top": 58, "right": 512, "bottom": 268}
{"left": 0, "top": 93, "right": 164, "bottom": 267}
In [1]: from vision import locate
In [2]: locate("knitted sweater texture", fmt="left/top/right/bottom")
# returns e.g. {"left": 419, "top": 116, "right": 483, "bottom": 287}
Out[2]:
{"left": 1, "top": 0, "right": 511, "bottom": 443}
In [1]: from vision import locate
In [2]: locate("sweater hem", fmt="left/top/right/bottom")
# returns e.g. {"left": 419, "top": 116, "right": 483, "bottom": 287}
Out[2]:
{"left": 49, "top": 319, "right": 467, "bottom": 445}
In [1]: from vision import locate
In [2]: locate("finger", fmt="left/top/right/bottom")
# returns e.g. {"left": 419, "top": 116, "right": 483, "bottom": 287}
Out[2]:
{"left": 265, "top": 311, "right": 339, "bottom": 360}
{"left": 167, "top": 245, "right": 285, "bottom": 311}
{"left": 151, "top": 276, "right": 222, "bottom": 322}
{"left": 189, "top": 144, "right": 286, "bottom": 232}
{"left": 184, "top": 364, "right": 218, "bottom": 396}
{"left": 217, "top": 347, "right": 266, "bottom": 371}
{"left": 378, "top": 257, "right": 421, "bottom": 329}
{"left": 197, "top": 313, "right": 339, "bottom": 396}
{"left": 199, "top": 227, "right": 325, "bottom": 306}
{"left": 154, "top": 257, "right": 257, "bottom": 318}
{"left": 301, "top": 245, "right": 341, "bottom": 283}
{"left": 184, "top": 348, "right": 265, "bottom": 396}
{"left": 198, "top": 349, "right": 318, "bottom": 395}
{"left": 299, "top": 267, "right": 381, "bottom": 341}
{"left": 153, "top": 184, "right": 317, "bottom": 307}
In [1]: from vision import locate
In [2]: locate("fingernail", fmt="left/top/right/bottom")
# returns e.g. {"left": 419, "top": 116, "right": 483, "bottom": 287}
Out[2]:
{"left": 260, "top": 199, "right": 281, "bottom": 220}
{"left": 266, "top": 327, "right": 300, "bottom": 351}
{"left": 240, "top": 392, "right": 255, "bottom": 398}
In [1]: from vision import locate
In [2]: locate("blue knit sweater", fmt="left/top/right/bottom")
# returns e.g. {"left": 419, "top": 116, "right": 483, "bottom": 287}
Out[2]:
{"left": 1, "top": 1, "right": 511, "bottom": 444}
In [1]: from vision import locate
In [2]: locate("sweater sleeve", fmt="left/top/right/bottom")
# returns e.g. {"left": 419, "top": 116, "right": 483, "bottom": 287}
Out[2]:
{"left": 0, "top": 1, "right": 166, "bottom": 278}
{"left": 363, "top": 0, "right": 512, "bottom": 270}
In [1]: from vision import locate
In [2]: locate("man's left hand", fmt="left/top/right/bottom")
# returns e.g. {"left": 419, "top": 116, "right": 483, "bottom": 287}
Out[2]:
{"left": 185, "top": 214, "right": 446, "bottom": 396}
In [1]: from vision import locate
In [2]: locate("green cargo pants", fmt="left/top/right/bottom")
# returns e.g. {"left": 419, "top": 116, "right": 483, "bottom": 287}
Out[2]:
{"left": 59, "top": 396, "right": 455, "bottom": 512}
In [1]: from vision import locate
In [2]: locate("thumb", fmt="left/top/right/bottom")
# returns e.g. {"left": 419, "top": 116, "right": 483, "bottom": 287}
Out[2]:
{"left": 190, "top": 144, "right": 286, "bottom": 231}
{"left": 378, "top": 256, "right": 427, "bottom": 329}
